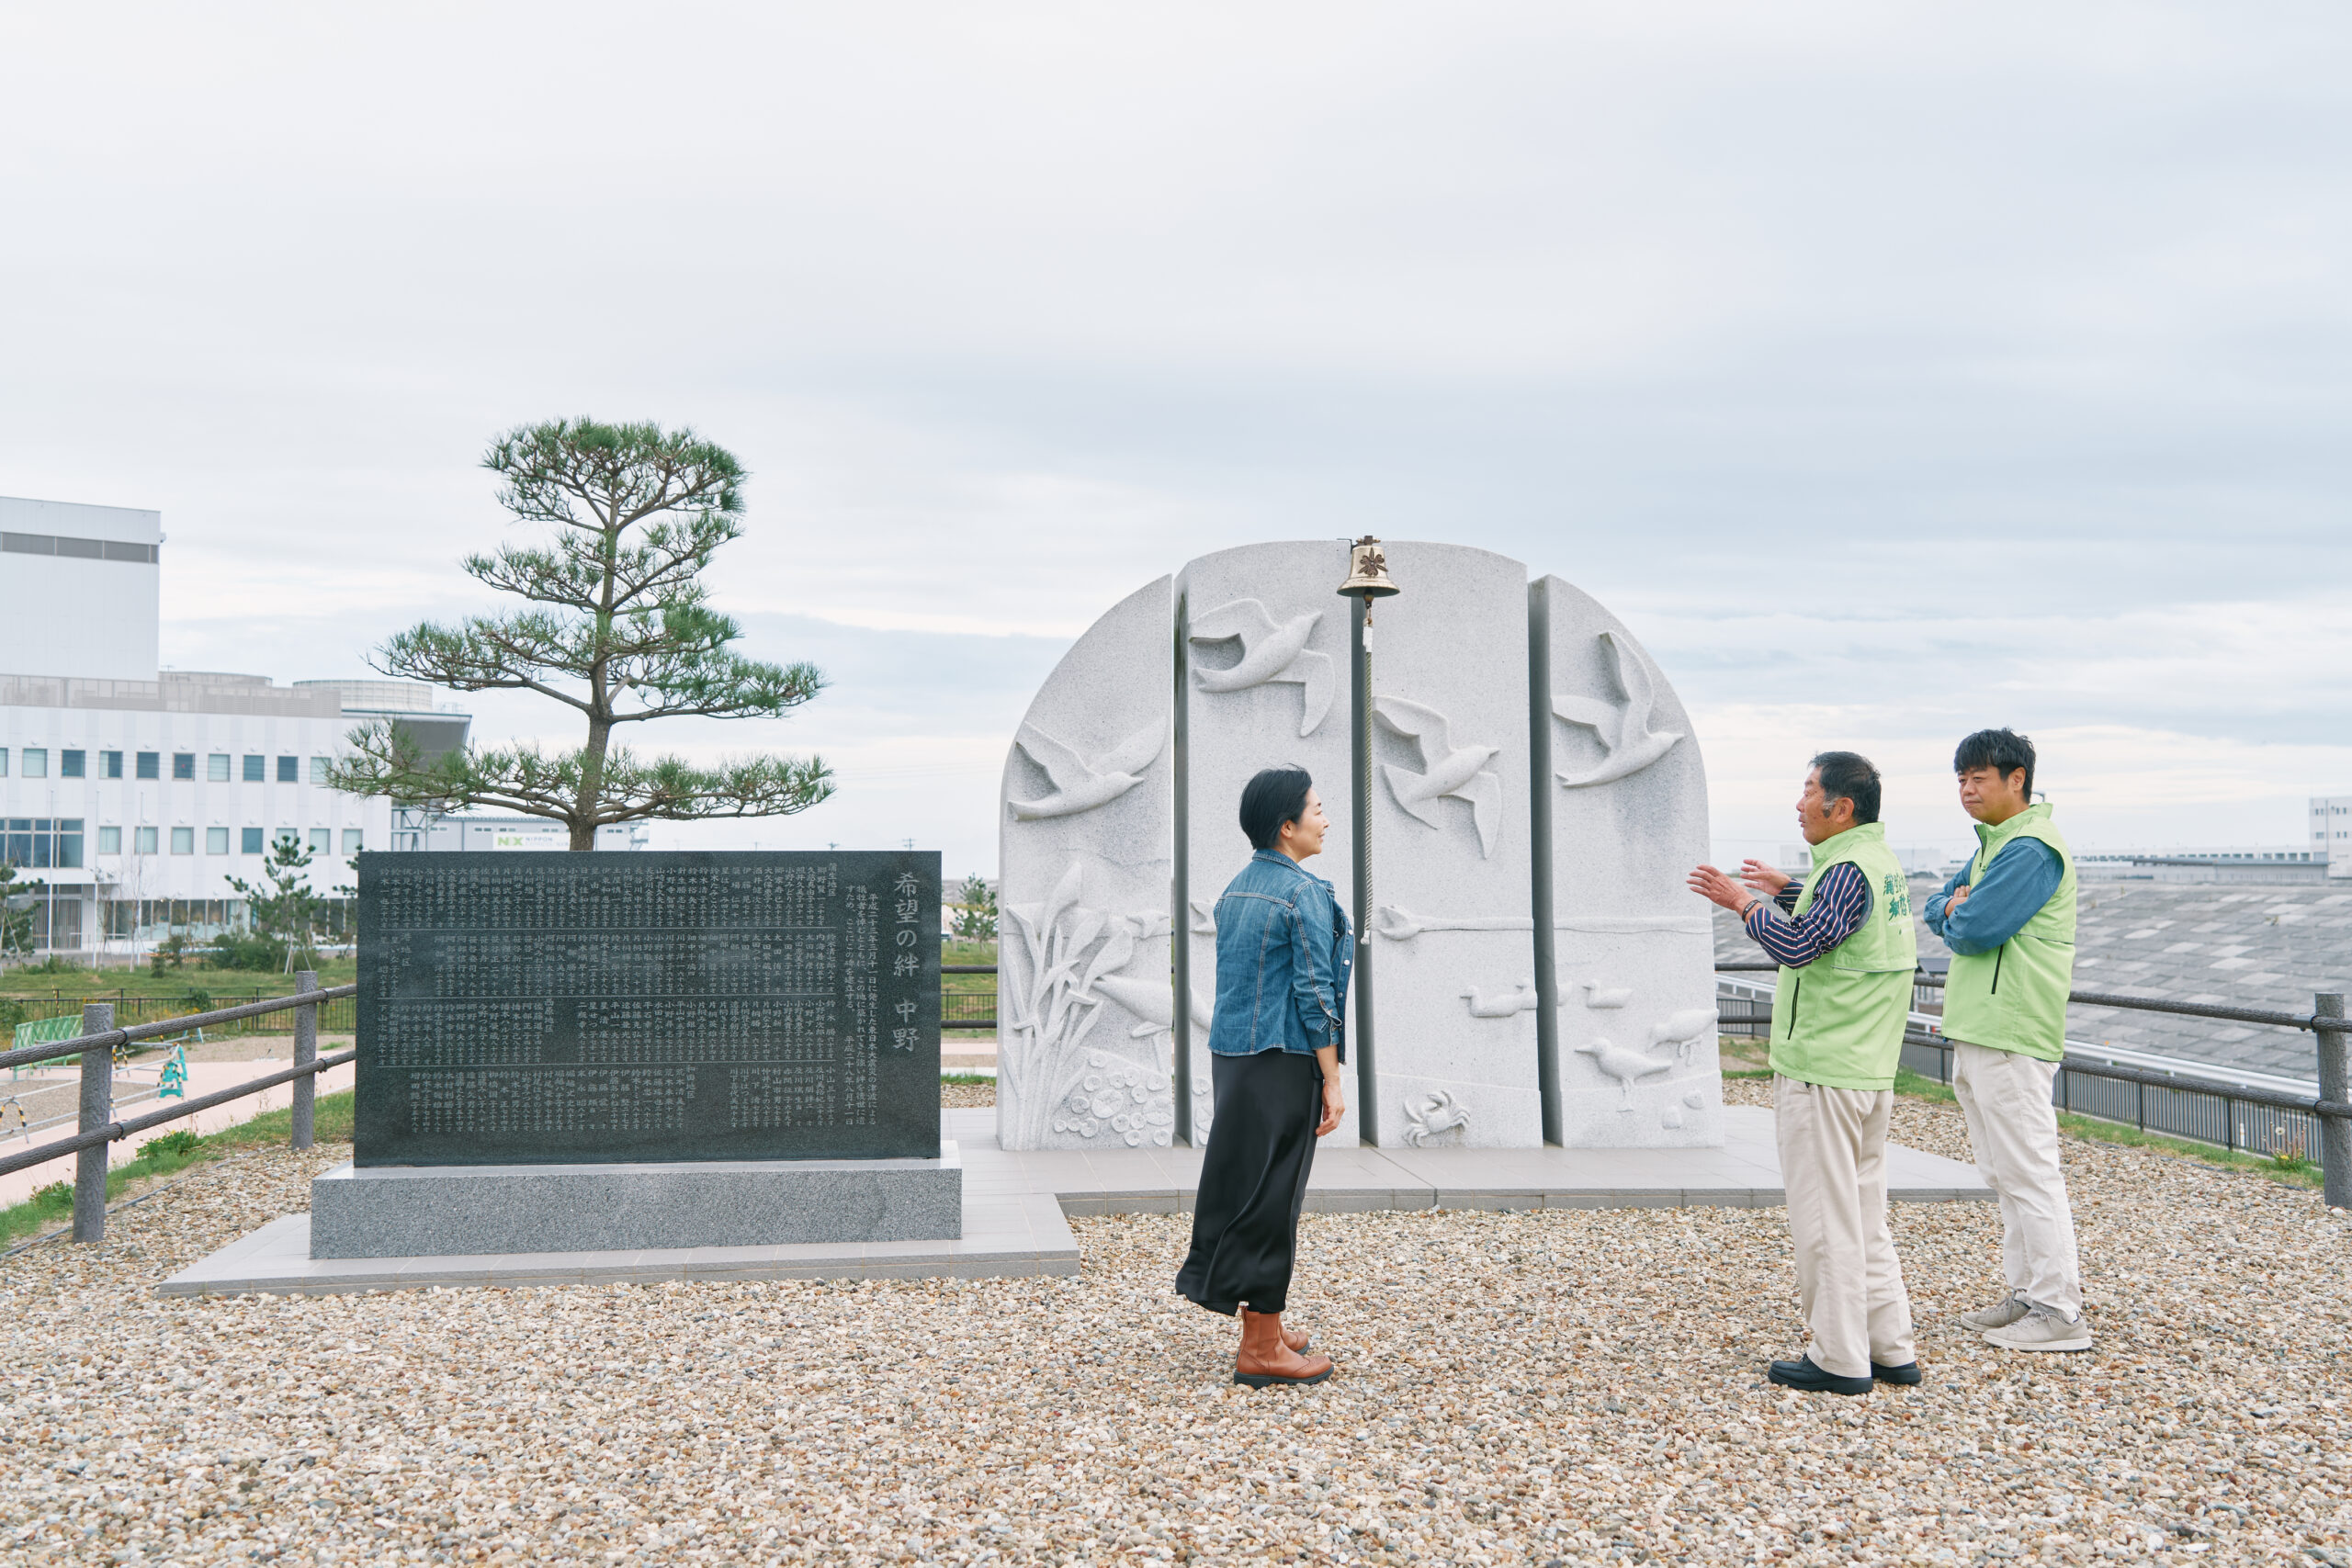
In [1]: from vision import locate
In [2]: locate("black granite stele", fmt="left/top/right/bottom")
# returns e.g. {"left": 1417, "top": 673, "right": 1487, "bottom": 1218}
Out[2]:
{"left": 355, "top": 851, "right": 941, "bottom": 1166}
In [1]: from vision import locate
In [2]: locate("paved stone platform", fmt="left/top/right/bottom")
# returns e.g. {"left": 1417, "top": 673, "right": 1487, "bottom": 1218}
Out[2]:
{"left": 159, "top": 1105, "right": 1989, "bottom": 1295}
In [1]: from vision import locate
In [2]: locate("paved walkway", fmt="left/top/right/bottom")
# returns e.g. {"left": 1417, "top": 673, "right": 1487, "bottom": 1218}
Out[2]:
{"left": 4, "top": 1056, "right": 356, "bottom": 1209}
{"left": 160, "top": 1104, "right": 1989, "bottom": 1295}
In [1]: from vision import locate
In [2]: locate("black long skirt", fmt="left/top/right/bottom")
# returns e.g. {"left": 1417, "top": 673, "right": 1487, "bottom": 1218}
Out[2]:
{"left": 1173, "top": 1047, "right": 1323, "bottom": 1316}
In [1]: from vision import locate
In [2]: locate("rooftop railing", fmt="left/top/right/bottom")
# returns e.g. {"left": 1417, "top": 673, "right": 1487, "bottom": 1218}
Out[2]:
{"left": 1716, "top": 962, "right": 2350, "bottom": 1203}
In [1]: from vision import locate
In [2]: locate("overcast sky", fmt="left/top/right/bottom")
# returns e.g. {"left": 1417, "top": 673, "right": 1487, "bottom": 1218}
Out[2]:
{"left": 5, "top": 3, "right": 2347, "bottom": 878}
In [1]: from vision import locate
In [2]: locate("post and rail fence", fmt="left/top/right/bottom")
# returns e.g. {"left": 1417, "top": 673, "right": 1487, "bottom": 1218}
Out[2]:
{"left": 8, "top": 958, "right": 2343, "bottom": 1250}
{"left": 2, "top": 975, "right": 355, "bottom": 1247}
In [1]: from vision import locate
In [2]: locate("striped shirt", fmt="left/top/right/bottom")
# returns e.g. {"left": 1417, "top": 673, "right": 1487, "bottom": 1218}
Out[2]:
{"left": 1740, "top": 862, "right": 1870, "bottom": 968}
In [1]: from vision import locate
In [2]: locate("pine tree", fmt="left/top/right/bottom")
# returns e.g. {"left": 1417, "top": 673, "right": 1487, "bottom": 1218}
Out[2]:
{"left": 329, "top": 419, "right": 833, "bottom": 849}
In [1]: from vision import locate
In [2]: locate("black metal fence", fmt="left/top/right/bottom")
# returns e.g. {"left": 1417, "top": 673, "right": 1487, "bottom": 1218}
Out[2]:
{"left": 942, "top": 964, "right": 996, "bottom": 1032}
{"left": 1717, "top": 963, "right": 2351, "bottom": 1202}
{"left": 3, "top": 988, "right": 358, "bottom": 1040}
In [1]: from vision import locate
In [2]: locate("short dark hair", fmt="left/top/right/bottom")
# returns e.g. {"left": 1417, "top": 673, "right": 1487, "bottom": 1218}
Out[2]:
{"left": 1953, "top": 728, "right": 2035, "bottom": 797}
{"left": 1809, "top": 750, "right": 1882, "bottom": 826}
{"left": 1239, "top": 766, "right": 1314, "bottom": 851}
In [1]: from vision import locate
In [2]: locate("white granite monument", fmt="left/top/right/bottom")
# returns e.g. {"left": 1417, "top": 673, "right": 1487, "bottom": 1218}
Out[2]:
{"left": 996, "top": 544, "right": 1718, "bottom": 1153}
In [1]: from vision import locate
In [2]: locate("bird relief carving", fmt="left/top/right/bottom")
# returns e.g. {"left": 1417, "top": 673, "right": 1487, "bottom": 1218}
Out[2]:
{"left": 1187, "top": 598, "right": 1334, "bottom": 737}
{"left": 1006, "top": 719, "right": 1166, "bottom": 820}
{"left": 1575, "top": 1038, "right": 1676, "bottom": 1109}
{"left": 1647, "top": 1007, "right": 1718, "bottom": 1066}
{"left": 1459, "top": 979, "right": 1541, "bottom": 1019}
{"left": 1374, "top": 695, "right": 1502, "bottom": 859}
{"left": 1553, "top": 630, "right": 1684, "bottom": 788}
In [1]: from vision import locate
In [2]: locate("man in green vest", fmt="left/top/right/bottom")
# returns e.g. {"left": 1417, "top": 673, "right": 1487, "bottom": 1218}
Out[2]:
{"left": 1690, "top": 751, "right": 1920, "bottom": 1394}
{"left": 1926, "top": 728, "right": 2089, "bottom": 1353}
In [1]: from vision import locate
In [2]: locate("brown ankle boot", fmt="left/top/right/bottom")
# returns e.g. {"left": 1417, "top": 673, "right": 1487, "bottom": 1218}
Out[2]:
{"left": 1282, "top": 1325, "right": 1313, "bottom": 1354}
{"left": 1234, "top": 1308, "right": 1333, "bottom": 1388}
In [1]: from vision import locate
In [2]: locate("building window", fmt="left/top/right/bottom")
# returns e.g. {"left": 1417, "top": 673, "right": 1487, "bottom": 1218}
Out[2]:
{"left": 243, "top": 754, "right": 264, "bottom": 782}
{"left": 102, "top": 750, "right": 122, "bottom": 779}
{"left": 22, "top": 748, "right": 46, "bottom": 779}
{"left": 277, "top": 755, "right": 298, "bottom": 783}
{"left": 241, "top": 827, "right": 264, "bottom": 854}
{"left": 172, "top": 752, "right": 195, "bottom": 780}
{"left": 170, "top": 826, "right": 195, "bottom": 855}
{"left": 343, "top": 828, "right": 364, "bottom": 855}
{"left": 310, "top": 756, "right": 331, "bottom": 784}
{"left": 58, "top": 820, "right": 81, "bottom": 868}
{"left": 274, "top": 827, "right": 300, "bottom": 849}
{"left": 61, "top": 750, "right": 85, "bottom": 778}
{"left": 207, "top": 826, "right": 230, "bottom": 855}
{"left": 98, "top": 826, "right": 121, "bottom": 855}
{"left": 308, "top": 828, "right": 330, "bottom": 853}
{"left": 134, "top": 825, "right": 158, "bottom": 854}
{"left": 208, "top": 753, "right": 232, "bottom": 782}
{"left": 136, "top": 751, "right": 160, "bottom": 780}
{"left": 0, "top": 749, "right": 7, "bottom": 777}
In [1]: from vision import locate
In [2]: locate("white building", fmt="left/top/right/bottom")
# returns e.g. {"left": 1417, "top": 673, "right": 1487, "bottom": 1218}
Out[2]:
{"left": 1, "top": 494, "right": 472, "bottom": 953}
{"left": 2313, "top": 795, "right": 2352, "bottom": 878}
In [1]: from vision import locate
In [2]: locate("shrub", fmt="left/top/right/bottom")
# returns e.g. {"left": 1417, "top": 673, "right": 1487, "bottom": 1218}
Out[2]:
{"left": 207, "top": 931, "right": 288, "bottom": 972}
{"left": 140, "top": 1129, "right": 203, "bottom": 1158}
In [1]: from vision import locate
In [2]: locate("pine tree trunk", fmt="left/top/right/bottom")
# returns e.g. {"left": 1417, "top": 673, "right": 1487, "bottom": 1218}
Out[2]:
{"left": 572, "top": 714, "right": 612, "bottom": 852}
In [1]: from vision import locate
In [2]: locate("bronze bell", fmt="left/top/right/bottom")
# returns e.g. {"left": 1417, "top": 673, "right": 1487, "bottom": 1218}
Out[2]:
{"left": 1336, "top": 535, "right": 1400, "bottom": 599}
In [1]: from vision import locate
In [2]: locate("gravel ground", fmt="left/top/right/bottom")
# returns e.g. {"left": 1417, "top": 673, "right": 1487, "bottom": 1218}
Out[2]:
{"left": 2, "top": 1086, "right": 2346, "bottom": 1565}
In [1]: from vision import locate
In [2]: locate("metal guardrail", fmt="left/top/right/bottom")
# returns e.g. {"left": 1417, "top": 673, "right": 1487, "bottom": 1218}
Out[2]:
{"left": 1, "top": 987, "right": 357, "bottom": 1041}
{"left": 2, "top": 976, "right": 355, "bottom": 1246}
{"left": 943, "top": 964, "right": 997, "bottom": 1031}
{"left": 1715, "top": 964, "right": 2351, "bottom": 1203}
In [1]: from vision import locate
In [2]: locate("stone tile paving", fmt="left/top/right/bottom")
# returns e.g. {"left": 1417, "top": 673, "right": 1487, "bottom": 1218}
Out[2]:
{"left": 0, "top": 1088, "right": 2346, "bottom": 1564}
{"left": 1718, "top": 882, "right": 2352, "bottom": 1079}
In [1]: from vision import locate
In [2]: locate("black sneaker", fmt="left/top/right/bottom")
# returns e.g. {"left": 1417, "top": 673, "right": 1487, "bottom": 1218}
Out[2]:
{"left": 1871, "top": 1360, "right": 1922, "bottom": 1386}
{"left": 1767, "top": 1356, "right": 1871, "bottom": 1395}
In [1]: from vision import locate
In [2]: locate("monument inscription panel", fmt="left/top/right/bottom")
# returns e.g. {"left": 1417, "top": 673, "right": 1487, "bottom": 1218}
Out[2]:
{"left": 356, "top": 851, "right": 940, "bottom": 1166}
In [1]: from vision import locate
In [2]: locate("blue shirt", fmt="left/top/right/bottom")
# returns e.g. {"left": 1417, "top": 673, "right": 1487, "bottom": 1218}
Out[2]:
{"left": 1204, "top": 850, "right": 1352, "bottom": 1060}
{"left": 1924, "top": 839, "right": 2064, "bottom": 956}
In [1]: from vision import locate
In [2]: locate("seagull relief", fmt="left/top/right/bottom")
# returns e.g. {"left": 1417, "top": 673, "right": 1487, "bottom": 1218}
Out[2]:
{"left": 1005, "top": 720, "right": 1166, "bottom": 820}
{"left": 1374, "top": 695, "right": 1502, "bottom": 858}
{"left": 1186, "top": 598, "right": 1335, "bottom": 737}
{"left": 1553, "top": 630, "right": 1685, "bottom": 787}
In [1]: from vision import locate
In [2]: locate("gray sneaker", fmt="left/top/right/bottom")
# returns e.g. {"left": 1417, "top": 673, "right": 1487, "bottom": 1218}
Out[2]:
{"left": 1958, "top": 1292, "right": 2030, "bottom": 1332}
{"left": 1983, "top": 1303, "right": 2092, "bottom": 1353}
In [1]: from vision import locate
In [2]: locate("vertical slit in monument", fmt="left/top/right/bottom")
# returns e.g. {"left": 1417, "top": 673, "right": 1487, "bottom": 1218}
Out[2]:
{"left": 1351, "top": 592, "right": 1378, "bottom": 1145}
{"left": 1170, "top": 582, "right": 1193, "bottom": 1146}
{"left": 1527, "top": 578, "right": 1564, "bottom": 1145}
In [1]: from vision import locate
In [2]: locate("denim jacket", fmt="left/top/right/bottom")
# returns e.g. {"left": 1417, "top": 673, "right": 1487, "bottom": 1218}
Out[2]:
{"left": 1204, "top": 850, "right": 1353, "bottom": 1060}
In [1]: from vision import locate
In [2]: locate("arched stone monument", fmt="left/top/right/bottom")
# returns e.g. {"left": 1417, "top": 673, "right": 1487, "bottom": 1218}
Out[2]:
{"left": 996, "top": 544, "right": 1717, "bottom": 1153}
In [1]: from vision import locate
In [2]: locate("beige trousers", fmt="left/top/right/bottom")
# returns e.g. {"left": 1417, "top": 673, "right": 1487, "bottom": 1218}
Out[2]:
{"left": 1951, "top": 1040, "right": 2083, "bottom": 1316}
{"left": 1774, "top": 1074, "right": 1916, "bottom": 1379}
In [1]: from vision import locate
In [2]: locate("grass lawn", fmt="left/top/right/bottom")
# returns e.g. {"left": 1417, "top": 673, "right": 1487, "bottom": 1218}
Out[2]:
{"left": 0, "top": 957, "right": 358, "bottom": 1004}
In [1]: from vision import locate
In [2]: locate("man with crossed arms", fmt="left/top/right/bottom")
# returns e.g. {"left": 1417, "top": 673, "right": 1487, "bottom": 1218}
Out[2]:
{"left": 1927, "top": 728, "right": 2090, "bottom": 1353}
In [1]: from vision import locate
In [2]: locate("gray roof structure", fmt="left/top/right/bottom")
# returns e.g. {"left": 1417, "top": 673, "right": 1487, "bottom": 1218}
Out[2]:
{"left": 1712, "top": 877, "right": 2352, "bottom": 1081}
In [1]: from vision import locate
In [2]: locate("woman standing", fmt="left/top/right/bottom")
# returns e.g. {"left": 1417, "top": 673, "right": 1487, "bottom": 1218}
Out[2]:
{"left": 1174, "top": 766, "right": 1352, "bottom": 1387}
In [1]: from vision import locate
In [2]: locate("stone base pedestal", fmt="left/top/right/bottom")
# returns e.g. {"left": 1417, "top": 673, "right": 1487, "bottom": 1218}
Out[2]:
{"left": 309, "top": 1145, "right": 963, "bottom": 1259}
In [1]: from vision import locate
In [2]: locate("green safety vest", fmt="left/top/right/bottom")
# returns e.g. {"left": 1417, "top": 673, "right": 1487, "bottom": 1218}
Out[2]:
{"left": 1768, "top": 822, "right": 1918, "bottom": 1091}
{"left": 1941, "top": 803, "right": 2075, "bottom": 1063}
